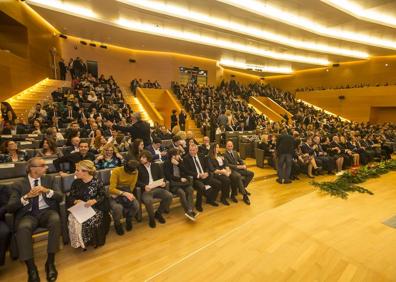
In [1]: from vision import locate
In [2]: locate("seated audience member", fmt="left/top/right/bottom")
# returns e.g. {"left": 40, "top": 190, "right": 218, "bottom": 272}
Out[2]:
{"left": 46, "top": 127, "right": 64, "bottom": 141}
{"left": 312, "top": 136, "right": 336, "bottom": 174}
{"left": 146, "top": 138, "right": 167, "bottom": 162}
{"left": 300, "top": 138, "right": 320, "bottom": 178}
{"left": 90, "top": 134, "right": 107, "bottom": 154}
{"left": 207, "top": 143, "right": 231, "bottom": 206}
{"left": 168, "top": 135, "right": 186, "bottom": 156}
{"left": 181, "top": 143, "right": 221, "bottom": 212}
{"left": 30, "top": 119, "right": 43, "bottom": 134}
{"left": 94, "top": 143, "right": 123, "bottom": 169}
{"left": 64, "top": 136, "right": 80, "bottom": 155}
{"left": 127, "top": 138, "right": 144, "bottom": 161}
{"left": 137, "top": 150, "right": 173, "bottom": 228}
{"left": 328, "top": 136, "right": 345, "bottom": 172}
{"left": 54, "top": 142, "right": 95, "bottom": 174}
{"left": 186, "top": 131, "right": 199, "bottom": 146}
{"left": 67, "top": 160, "right": 110, "bottom": 249}
{"left": 0, "top": 140, "right": 28, "bottom": 163}
{"left": 156, "top": 125, "right": 172, "bottom": 140}
{"left": 224, "top": 141, "right": 254, "bottom": 193}
{"left": 36, "top": 138, "right": 63, "bottom": 158}
{"left": 64, "top": 122, "right": 81, "bottom": 141}
{"left": 164, "top": 149, "right": 197, "bottom": 221}
{"left": 198, "top": 136, "right": 211, "bottom": 157}
{"left": 7, "top": 157, "right": 62, "bottom": 281}
{"left": 0, "top": 182, "right": 11, "bottom": 266}
{"left": 28, "top": 103, "right": 47, "bottom": 124}
{"left": 109, "top": 160, "right": 140, "bottom": 235}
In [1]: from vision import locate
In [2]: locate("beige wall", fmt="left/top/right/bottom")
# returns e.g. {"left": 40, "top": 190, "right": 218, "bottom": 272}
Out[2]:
{"left": 61, "top": 37, "right": 218, "bottom": 89}
{"left": 369, "top": 107, "right": 396, "bottom": 124}
{"left": 61, "top": 36, "right": 261, "bottom": 88}
{"left": 266, "top": 56, "right": 396, "bottom": 92}
{"left": 0, "top": 1, "right": 61, "bottom": 101}
{"left": 296, "top": 86, "right": 396, "bottom": 122}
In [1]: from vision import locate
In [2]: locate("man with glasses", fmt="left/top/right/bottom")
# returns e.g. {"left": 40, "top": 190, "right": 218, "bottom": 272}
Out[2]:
{"left": 7, "top": 157, "right": 63, "bottom": 282}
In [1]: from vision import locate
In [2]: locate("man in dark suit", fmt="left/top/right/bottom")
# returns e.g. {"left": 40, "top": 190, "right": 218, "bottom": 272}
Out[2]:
{"left": 108, "top": 112, "right": 152, "bottom": 146}
{"left": 54, "top": 142, "right": 95, "bottom": 174}
{"left": 198, "top": 136, "right": 211, "bottom": 157}
{"left": 181, "top": 143, "right": 220, "bottom": 212}
{"left": 137, "top": 150, "right": 173, "bottom": 228}
{"left": 7, "top": 157, "right": 62, "bottom": 282}
{"left": 0, "top": 184, "right": 11, "bottom": 266}
{"left": 63, "top": 105, "right": 78, "bottom": 123}
{"left": 224, "top": 141, "right": 254, "bottom": 201}
{"left": 276, "top": 130, "right": 296, "bottom": 184}
{"left": 145, "top": 138, "right": 167, "bottom": 162}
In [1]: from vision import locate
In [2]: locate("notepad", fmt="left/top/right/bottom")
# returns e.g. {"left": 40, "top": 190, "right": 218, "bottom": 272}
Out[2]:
{"left": 68, "top": 201, "right": 96, "bottom": 224}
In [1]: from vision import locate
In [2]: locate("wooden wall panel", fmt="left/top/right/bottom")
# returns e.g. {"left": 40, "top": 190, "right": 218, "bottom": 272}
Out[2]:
{"left": 266, "top": 57, "right": 396, "bottom": 92}
{"left": 369, "top": 107, "right": 396, "bottom": 124}
{"left": 0, "top": 1, "right": 61, "bottom": 101}
{"left": 296, "top": 86, "right": 396, "bottom": 122}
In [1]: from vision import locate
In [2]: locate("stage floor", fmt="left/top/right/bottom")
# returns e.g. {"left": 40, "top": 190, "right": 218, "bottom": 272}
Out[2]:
{"left": 2, "top": 160, "right": 396, "bottom": 281}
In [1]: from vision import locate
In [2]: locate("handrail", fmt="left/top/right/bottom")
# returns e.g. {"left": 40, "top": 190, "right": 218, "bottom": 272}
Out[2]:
{"left": 249, "top": 97, "right": 284, "bottom": 122}
{"left": 136, "top": 87, "right": 164, "bottom": 125}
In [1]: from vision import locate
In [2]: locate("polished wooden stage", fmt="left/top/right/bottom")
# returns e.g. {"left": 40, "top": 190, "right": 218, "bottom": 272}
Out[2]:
{"left": 1, "top": 160, "right": 396, "bottom": 281}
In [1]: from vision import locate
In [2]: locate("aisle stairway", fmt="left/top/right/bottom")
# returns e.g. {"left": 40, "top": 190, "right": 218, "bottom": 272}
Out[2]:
{"left": 140, "top": 88, "right": 202, "bottom": 139}
{"left": 120, "top": 86, "right": 153, "bottom": 125}
{"left": 6, "top": 78, "right": 70, "bottom": 122}
{"left": 164, "top": 89, "right": 202, "bottom": 139}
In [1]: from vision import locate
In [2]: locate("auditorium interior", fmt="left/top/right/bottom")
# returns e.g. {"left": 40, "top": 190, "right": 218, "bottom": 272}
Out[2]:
{"left": 1, "top": 0, "right": 396, "bottom": 281}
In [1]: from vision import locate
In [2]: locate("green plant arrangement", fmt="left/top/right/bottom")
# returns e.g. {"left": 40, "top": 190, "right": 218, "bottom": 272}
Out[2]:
{"left": 311, "top": 159, "right": 396, "bottom": 199}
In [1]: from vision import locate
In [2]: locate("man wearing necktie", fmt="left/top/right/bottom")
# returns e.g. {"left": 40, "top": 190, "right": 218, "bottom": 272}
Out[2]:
{"left": 224, "top": 141, "right": 254, "bottom": 203}
{"left": 7, "top": 157, "right": 63, "bottom": 282}
{"left": 181, "top": 144, "right": 221, "bottom": 211}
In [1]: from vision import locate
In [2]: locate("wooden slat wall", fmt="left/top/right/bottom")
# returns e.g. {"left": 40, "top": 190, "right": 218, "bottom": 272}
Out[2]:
{"left": 0, "top": 2, "right": 61, "bottom": 101}
{"left": 296, "top": 86, "right": 396, "bottom": 122}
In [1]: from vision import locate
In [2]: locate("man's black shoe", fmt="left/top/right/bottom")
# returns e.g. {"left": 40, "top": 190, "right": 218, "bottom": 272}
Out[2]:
{"left": 125, "top": 217, "right": 133, "bottom": 231}
{"left": 154, "top": 212, "right": 166, "bottom": 224}
{"left": 45, "top": 263, "right": 58, "bottom": 282}
{"left": 114, "top": 223, "right": 124, "bottom": 236}
{"left": 243, "top": 195, "right": 251, "bottom": 205}
{"left": 28, "top": 266, "right": 40, "bottom": 282}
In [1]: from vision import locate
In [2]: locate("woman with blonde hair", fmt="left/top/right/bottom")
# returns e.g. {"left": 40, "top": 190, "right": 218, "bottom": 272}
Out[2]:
{"left": 67, "top": 160, "right": 110, "bottom": 250}
{"left": 225, "top": 110, "right": 235, "bottom": 130}
{"left": 95, "top": 143, "right": 123, "bottom": 169}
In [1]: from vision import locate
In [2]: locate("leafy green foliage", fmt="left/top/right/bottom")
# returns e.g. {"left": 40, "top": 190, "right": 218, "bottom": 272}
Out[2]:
{"left": 311, "top": 160, "right": 396, "bottom": 199}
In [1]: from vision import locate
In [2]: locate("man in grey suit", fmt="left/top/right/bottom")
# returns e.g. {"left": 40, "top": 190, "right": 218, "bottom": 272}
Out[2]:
{"left": 7, "top": 157, "right": 62, "bottom": 282}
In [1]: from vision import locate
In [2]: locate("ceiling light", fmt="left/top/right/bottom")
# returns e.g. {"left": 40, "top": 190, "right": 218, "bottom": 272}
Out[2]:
{"left": 26, "top": 0, "right": 97, "bottom": 18}
{"left": 217, "top": 0, "right": 396, "bottom": 50}
{"left": 25, "top": 0, "right": 330, "bottom": 65}
{"left": 115, "top": 18, "right": 330, "bottom": 65}
{"left": 118, "top": 0, "right": 368, "bottom": 59}
{"left": 322, "top": 0, "right": 396, "bottom": 28}
{"left": 219, "top": 59, "right": 293, "bottom": 74}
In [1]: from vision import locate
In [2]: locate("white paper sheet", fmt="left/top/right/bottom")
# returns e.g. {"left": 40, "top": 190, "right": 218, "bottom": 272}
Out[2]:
{"left": 68, "top": 201, "right": 96, "bottom": 224}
